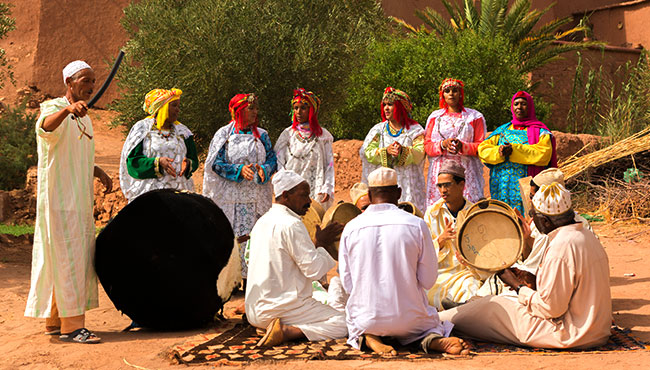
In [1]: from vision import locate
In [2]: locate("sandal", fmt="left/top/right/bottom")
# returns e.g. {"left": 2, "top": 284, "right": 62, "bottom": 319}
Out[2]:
{"left": 44, "top": 326, "right": 61, "bottom": 335}
{"left": 59, "top": 328, "right": 101, "bottom": 344}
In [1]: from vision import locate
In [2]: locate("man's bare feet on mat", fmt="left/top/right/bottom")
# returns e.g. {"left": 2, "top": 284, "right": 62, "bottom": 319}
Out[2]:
{"left": 365, "top": 334, "right": 397, "bottom": 356}
{"left": 429, "top": 336, "right": 470, "bottom": 355}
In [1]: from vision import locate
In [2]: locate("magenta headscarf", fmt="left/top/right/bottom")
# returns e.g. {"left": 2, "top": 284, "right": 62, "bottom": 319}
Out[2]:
{"left": 511, "top": 91, "right": 557, "bottom": 177}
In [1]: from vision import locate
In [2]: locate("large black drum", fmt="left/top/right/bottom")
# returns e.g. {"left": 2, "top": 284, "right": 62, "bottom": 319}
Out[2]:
{"left": 95, "top": 189, "right": 235, "bottom": 330}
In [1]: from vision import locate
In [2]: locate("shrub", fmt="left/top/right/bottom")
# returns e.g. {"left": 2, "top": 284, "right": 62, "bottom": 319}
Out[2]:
{"left": 0, "top": 2, "right": 15, "bottom": 90}
{"left": 111, "top": 0, "right": 387, "bottom": 148}
{"left": 568, "top": 50, "right": 650, "bottom": 141}
{"left": 330, "top": 31, "right": 537, "bottom": 139}
{"left": 0, "top": 103, "right": 37, "bottom": 190}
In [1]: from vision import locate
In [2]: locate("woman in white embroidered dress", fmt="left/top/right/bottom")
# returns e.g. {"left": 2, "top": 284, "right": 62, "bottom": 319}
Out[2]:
{"left": 119, "top": 88, "right": 198, "bottom": 203}
{"left": 203, "top": 93, "right": 277, "bottom": 279}
{"left": 274, "top": 88, "right": 334, "bottom": 209}
{"left": 360, "top": 87, "right": 426, "bottom": 212}
{"left": 424, "top": 78, "right": 486, "bottom": 206}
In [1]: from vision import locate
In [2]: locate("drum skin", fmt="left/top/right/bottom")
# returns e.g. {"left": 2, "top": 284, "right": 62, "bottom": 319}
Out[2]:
{"left": 398, "top": 201, "right": 423, "bottom": 218}
{"left": 302, "top": 201, "right": 323, "bottom": 242}
{"left": 320, "top": 202, "right": 361, "bottom": 259}
{"left": 456, "top": 207, "right": 523, "bottom": 272}
{"left": 95, "top": 189, "right": 235, "bottom": 330}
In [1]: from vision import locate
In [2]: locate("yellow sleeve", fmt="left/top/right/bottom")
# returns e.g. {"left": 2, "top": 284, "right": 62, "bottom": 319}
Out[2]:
{"left": 364, "top": 133, "right": 388, "bottom": 166}
{"left": 509, "top": 134, "right": 553, "bottom": 166}
{"left": 478, "top": 134, "right": 504, "bottom": 165}
{"left": 398, "top": 134, "right": 425, "bottom": 166}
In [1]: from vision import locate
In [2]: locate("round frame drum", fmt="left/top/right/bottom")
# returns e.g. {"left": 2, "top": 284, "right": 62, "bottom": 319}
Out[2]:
{"left": 466, "top": 198, "right": 516, "bottom": 217}
{"left": 398, "top": 201, "right": 423, "bottom": 218}
{"left": 302, "top": 201, "right": 323, "bottom": 242}
{"left": 456, "top": 208, "right": 523, "bottom": 272}
{"left": 320, "top": 202, "right": 361, "bottom": 259}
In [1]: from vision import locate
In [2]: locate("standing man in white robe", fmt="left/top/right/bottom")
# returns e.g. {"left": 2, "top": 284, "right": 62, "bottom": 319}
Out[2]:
{"left": 339, "top": 167, "right": 469, "bottom": 356}
{"left": 25, "top": 61, "right": 112, "bottom": 343}
{"left": 246, "top": 170, "right": 346, "bottom": 347}
{"left": 440, "top": 182, "right": 612, "bottom": 349}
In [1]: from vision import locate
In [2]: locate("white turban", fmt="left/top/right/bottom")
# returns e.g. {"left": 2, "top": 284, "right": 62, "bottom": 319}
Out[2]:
{"left": 272, "top": 169, "right": 305, "bottom": 197}
{"left": 532, "top": 182, "right": 572, "bottom": 216}
{"left": 62, "top": 60, "right": 92, "bottom": 84}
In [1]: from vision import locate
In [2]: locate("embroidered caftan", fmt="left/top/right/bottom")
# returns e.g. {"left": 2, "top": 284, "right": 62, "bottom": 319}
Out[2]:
{"left": 25, "top": 97, "right": 98, "bottom": 318}
{"left": 478, "top": 123, "right": 553, "bottom": 213}
{"left": 339, "top": 203, "right": 453, "bottom": 349}
{"left": 203, "top": 122, "right": 277, "bottom": 278}
{"left": 423, "top": 198, "right": 489, "bottom": 310}
{"left": 439, "top": 223, "right": 612, "bottom": 349}
{"left": 275, "top": 125, "right": 335, "bottom": 209}
{"left": 360, "top": 122, "right": 426, "bottom": 212}
{"left": 119, "top": 118, "right": 198, "bottom": 202}
{"left": 245, "top": 204, "right": 347, "bottom": 341}
{"left": 424, "top": 108, "right": 486, "bottom": 206}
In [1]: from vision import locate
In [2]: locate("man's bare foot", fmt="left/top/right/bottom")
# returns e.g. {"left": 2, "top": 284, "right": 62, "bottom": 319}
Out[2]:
{"left": 428, "top": 336, "right": 470, "bottom": 355}
{"left": 364, "top": 334, "right": 397, "bottom": 356}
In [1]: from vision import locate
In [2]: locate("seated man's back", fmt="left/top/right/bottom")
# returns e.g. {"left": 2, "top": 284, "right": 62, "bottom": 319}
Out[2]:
{"left": 340, "top": 202, "right": 452, "bottom": 348}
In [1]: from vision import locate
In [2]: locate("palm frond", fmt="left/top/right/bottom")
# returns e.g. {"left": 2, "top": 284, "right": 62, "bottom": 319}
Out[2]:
{"left": 503, "top": 0, "right": 530, "bottom": 35}
{"left": 391, "top": 16, "right": 420, "bottom": 34}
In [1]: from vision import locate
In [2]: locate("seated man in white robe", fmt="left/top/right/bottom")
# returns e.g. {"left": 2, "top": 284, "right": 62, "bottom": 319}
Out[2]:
{"left": 246, "top": 169, "right": 346, "bottom": 347}
{"left": 339, "top": 167, "right": 469, "bottom": 356}
{"left": 440, "top": 182, "right": 612, "bottom": 349}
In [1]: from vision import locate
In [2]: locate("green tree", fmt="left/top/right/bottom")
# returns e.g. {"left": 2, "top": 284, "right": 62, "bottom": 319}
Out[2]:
{"left": 0, "top": 103, "right": 37, "bottom": 190}
{"left": 0, "top": 2, "right": 15, "bottom": 89}
{"left": 330, "top": 31, "right": 543, "bottom": 139}
{"left": 394, "top": 0, "right": 597, "bottom": 74}
{"left": 111, "top": 0, "right": 387, "bottom": 149}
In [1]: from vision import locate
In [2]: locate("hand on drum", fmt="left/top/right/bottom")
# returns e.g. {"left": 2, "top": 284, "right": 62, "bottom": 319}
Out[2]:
{"left": 438, "top": 219, "right": 456, "bottom": 246}
{"left": 511, "top": 267, "right": 536, "bottom": 290}
{"left": 386, "top": 142, "right": 401, "bottom": 157}
{"left": 315, "top": 222, "right": 344, "bottom": 249}
{"left": 159, "top": 157, "right": 177, "bottom": 178}
{"left": 514, "top": 208, "right": 532, "bottom": 240}
{"left": 241, "top": 164, "right": 256, "bottom": 181}
{"left": 497, "top": 268, "right": 521, "bottom": 290}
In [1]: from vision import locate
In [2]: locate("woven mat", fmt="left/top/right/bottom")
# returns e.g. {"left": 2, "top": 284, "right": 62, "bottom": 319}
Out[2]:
{"left": 171, "top": 321, "right": 648, "bottom": 365}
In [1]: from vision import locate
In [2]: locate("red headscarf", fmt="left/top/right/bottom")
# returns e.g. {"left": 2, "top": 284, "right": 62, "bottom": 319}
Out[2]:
{"left": 511, "top": 91, "right": 558, "bottom": 176}
{"left": 438, "top": 78, "right": 465, "bottom": 111}
{"left": 229, "top": 93, "right": 260, "bottom": 138}
{"left": 291, "top": 88, "right": 323, "bottom": 137}
{"left": 381, "top": 87, "right": 417, "bottom": 130}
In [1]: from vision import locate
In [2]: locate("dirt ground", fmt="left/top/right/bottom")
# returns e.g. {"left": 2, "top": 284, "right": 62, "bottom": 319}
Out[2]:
{"left": 1, "top": 115, "right": 649, "bottom": 369}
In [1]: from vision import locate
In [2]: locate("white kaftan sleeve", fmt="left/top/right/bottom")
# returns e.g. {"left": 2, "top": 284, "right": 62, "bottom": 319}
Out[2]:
{"left": 283, "top": 220, "right": 336, "bottom": 281}
{"left": 274, "top": 128, "right": 291, "bottom": 170}
{"left": 319, "top": 129, "right": 335, "bottom": 196}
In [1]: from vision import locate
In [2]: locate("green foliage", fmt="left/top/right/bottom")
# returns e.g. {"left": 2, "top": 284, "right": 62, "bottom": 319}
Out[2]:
{"left": 569, "top": 50, "right": 650, "bottom": 141}
{"left": 330, "top": 31, "right": 535, "bottom": 139}
{"left": 0, "top": 223, "right": 34, "bottom": 236}
{"left": 393, "top": 0, "right": 599, "bottom": 75}
{"left": 0, "top": 2, "right": 16, "bottom": 89}
{"left": 0, "top": 103, "right": 37, "bottom": 190}
{"left": 111, "top": 0, "right": 387, "bottom": 148}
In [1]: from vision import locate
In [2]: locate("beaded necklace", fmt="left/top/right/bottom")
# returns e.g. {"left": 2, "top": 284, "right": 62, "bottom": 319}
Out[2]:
{"left": 385, "top": 121, "right": 403, "bottom": 137}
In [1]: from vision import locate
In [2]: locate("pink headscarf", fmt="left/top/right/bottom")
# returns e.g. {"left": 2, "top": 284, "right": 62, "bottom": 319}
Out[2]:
{"left": 511, "top": 91, "right": 557, "bottom": 177}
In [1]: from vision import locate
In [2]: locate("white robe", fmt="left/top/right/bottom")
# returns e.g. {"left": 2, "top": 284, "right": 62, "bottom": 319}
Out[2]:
{"left": 339, "top": 203, "right": 453, "bottom": 349}
{"left": 119, "top": 118, "right": 194, "bottom": 202}
{"left": 25, "top": 97, "right": 98, "bottom": 318}
{"left": 274, "top": 126, "right": 335, "bottom": 209}
{"left": 245, "top": 204, "right": 347, "bottom": 341}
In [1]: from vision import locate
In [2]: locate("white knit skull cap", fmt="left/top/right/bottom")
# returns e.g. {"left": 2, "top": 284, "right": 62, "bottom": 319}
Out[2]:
{"left": 272, "top": 169, "right": 305, "bottom": 196}
{"left": 62, "top": 60, "right": 92, "bottom": 85}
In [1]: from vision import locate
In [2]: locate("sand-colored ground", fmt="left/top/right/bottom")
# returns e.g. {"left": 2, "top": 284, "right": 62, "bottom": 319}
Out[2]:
{"left": 1, "top": 114, "right": 649, "bottom": 369}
